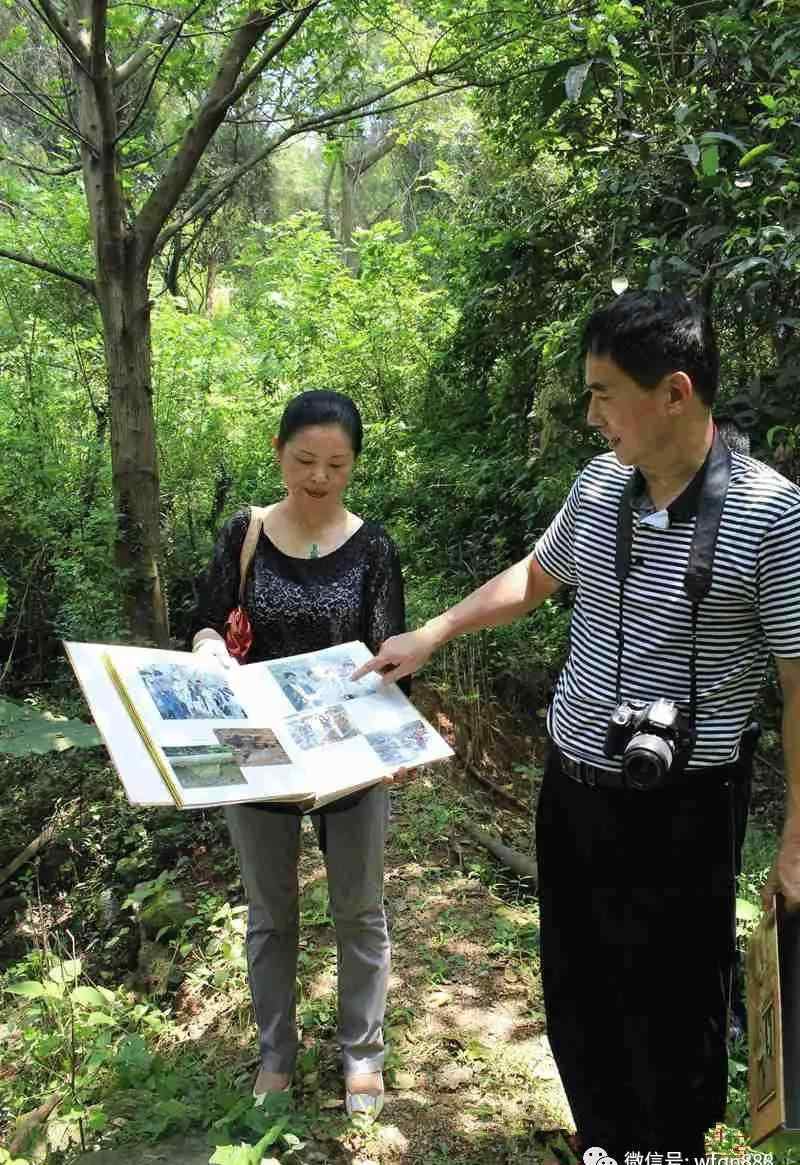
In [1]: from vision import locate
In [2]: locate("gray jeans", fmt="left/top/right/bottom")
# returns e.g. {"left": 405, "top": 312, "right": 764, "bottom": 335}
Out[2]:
{"left": 225, "top": 784, "right": 390, "bottom": 1076}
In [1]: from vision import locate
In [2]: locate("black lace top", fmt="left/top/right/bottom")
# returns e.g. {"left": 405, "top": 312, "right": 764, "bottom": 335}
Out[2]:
{"left": 190, "top": 509, "right": 407, "bottom": 670}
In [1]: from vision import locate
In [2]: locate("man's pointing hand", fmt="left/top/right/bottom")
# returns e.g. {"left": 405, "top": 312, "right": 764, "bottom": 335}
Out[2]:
{"left": 351, "top": 626, "right": 440, "bottom": 686}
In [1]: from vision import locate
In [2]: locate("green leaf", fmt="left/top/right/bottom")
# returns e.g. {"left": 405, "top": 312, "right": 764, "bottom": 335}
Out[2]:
{"left": 49, "top": 959, "right": 82, "bottom": 983}
{"left": 693, "top": 225, "right": 728, "bottom": 247}
{"left": 699, "top": 131, "right": 747, "bottom": 151}
{"left": 255, "top": 1118, "right": 290, "bottom": 1154}
{"left": 538, "top": 59, "right": 580, "bottom": 123}
{"left": 738, "top": 143, "right": 775, "bottom": 168}
{"left": 701, "top": 144, "right": 719, "bottom": 176}
{"left": 209, "top": 1146, "right": 256, "bottom": 1165}
{"left": 85, "top": 1011, "right": 118, "bottom": 1027}
{"left": 767, "top": 425, "right": 790, "bottom": 448}
{"left": 565, "top": 61, "right": 593, "bottom": 102}
{"left": 0, "top": 697, "right": 100, "bottom": 756}
{"left": 683, "top": 141, "right": 700, "bottom": 167}
{"left": 736, "top": 897, "right": 760, "bottom": 921}
{"left": 5, "top": 979, "right": 45, "bottom": 997}
{"left": 71, "top": 985, "right": 106, "bottom": 1008}
{"left": 727, "top": 256, "right": 771, "bottom": 278}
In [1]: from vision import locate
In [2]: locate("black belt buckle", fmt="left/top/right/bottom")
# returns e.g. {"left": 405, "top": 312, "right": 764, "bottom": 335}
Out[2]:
{"left": 559, "top": 748, "right": 620, "bottom": 791}
{"left": 560, "top": 749, "right": 598, "bottom": 789}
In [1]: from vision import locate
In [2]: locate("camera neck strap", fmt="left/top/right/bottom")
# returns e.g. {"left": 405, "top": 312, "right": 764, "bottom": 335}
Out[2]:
{"left": 613, "top": 427, "right": 732, "bottom": 738}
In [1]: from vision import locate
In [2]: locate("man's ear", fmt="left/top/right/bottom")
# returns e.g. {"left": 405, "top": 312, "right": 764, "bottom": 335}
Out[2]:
{"left": 664, "top": 371, "right": 693, "bottom": 411}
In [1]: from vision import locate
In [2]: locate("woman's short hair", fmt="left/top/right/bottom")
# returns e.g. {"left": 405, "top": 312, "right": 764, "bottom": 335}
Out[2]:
{"left": 277, "top": 390, "right": 363, "bottom": 456}
{"left": 581, "top": 291, "right": 719, "bottom": 407}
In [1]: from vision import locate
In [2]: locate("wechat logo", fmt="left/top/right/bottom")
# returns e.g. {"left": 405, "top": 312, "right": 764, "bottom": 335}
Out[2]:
{"left": 583, "top": 1148, "right": 617, "bottom": 1165}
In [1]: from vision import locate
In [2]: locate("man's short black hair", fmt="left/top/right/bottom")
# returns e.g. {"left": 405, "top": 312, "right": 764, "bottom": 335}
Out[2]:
{"left": 581, "top": 291, "right": 719, "bottom": 407}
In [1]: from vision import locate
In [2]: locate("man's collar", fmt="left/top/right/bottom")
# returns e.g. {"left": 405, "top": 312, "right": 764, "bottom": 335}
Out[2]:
{"left": 629, "top": 437, "right": 714, "bottom": 526}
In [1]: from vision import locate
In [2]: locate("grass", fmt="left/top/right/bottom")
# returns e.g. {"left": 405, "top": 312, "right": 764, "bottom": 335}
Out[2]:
{"left": 0, "top": 703, "right": 796, "bottom": 1164}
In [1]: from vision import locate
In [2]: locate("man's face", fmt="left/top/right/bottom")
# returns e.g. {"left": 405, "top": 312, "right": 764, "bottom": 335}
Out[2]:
{"left": 585, "top": 352, "right": 671, "bottom": 468}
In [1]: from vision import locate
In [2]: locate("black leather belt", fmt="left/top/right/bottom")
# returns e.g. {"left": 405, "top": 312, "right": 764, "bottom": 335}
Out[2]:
{"left": 557, "top": 749, "right": 627, "bottom": 790}
{"left": 556, "top": 746, "right": 742, "bottom": 792}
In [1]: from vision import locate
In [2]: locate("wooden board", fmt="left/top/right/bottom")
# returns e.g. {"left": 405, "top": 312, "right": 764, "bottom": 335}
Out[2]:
{"left": 747, "top": 897, "right": 800, "bottom": 1147}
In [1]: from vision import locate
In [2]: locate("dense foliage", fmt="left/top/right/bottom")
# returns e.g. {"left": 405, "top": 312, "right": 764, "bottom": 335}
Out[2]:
{"left": 1, "top": 0, "right": 798, "bottom": 680}
{"left": 2, "top": 4, "right": 799, "bottom": 1159}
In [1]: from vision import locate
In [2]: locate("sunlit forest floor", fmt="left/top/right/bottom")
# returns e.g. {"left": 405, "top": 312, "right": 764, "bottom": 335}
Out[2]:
{"left": 0, "top": 686, "right": 783, "bottom": 1163}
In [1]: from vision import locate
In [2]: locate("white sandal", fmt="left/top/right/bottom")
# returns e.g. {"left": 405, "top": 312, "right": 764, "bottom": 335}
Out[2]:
{"left": 345, "top": 1071, "right": 384, "bottom": 1118}
{"left": 253, "top": 1068, "right": 292, "bottom": 1105}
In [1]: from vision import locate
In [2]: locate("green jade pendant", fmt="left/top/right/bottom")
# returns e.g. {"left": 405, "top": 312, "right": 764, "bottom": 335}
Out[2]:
{"left": 309, "top": 542, "right": 320, "bottom": 559}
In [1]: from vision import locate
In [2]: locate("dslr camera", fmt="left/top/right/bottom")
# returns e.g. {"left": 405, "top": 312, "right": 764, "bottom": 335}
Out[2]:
{"left": 604, "top": 698, "right": 694, "bottom": 791}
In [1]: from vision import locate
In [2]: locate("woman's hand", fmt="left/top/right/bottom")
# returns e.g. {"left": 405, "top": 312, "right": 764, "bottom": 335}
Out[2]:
{"left": 192, "top": 636, "right": 235, "bottom": 669}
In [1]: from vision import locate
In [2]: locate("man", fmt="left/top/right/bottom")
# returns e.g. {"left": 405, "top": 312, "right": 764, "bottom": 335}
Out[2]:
{"left": 354, "top": 292, "right": 800, "bottom": 1156}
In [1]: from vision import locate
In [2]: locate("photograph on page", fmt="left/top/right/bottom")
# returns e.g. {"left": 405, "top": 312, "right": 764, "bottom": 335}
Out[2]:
{"left": 104, "top": 645, "right": 256, "bottom": 744}
{"left": 240, "top": 640, "right": 383, "bottom": 719}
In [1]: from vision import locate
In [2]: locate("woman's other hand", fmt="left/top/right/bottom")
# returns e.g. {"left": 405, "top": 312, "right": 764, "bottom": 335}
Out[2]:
{"left": 192, "top": 635, "right": 235, "bottom": 669}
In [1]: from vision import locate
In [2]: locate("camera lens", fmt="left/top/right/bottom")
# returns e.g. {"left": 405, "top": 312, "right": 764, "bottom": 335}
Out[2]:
{"left": 623, "top": 734, "right": 673, "bottom": 791}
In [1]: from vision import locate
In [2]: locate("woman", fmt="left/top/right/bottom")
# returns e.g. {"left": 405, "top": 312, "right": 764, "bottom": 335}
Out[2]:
{"left": 190, "top": 390, "right": 406, "bottom": 1117}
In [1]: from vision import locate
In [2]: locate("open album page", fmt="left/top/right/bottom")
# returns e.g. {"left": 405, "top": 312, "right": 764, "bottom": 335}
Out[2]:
{"left": 65, "top": 641, "right": 174, "bottom": 807}
{"left": 239, "top": 641, "right": 454, "bottom": 808}
{"left": 103, "top": 645, "right": 314, "bottom": 808}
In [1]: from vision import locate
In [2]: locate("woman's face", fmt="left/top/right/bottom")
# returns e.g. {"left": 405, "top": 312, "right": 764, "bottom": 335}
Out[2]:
{"left": 276, "top": 423, "right": 356, "bottom": 506}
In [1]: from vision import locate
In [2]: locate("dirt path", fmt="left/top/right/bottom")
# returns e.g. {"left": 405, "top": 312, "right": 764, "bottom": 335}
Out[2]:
{"left": 67, "top": 760, "right": 572, "bottom": 1165}
{"left": 329, "top": 771, "right": 573, "bottom": 1164}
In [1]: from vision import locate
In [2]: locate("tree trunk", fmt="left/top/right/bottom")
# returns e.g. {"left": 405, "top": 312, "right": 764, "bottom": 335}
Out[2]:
{"left": 339, "top": 157, "right": 358, "bottom": 272}
{"left": 71, "top": 0, "right": 169, "bottom": 646}
{"left": 204, "top": 254, "right": 218, "bottom": 316}
{"left": 96, "top": 251, "right": 170, "bottom": 645}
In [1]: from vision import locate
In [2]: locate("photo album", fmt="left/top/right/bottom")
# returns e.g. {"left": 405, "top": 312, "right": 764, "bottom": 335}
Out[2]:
{"left": 64, "top": 640, "right": 453, "bottom": 811}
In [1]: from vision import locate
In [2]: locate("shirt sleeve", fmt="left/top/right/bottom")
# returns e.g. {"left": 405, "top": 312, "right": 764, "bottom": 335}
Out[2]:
{"left": 362, "top": 528, "right": 411, "bottom": 696}
{"left": 187, "top": 509, "right": 249, "bottom": 646}
{"left": 756, "top": 499, "right": 800, "bottom": 658}
{"left": 533, "top": 472, "right": 583, "bottom": 587}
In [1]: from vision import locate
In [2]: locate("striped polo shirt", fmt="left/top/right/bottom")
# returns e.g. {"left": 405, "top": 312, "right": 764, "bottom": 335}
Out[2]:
{"left": 534, "top": 449, "right": 800, "bottom": 770}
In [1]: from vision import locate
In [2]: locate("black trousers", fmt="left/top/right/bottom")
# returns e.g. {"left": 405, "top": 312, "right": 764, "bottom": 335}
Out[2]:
{"left": 536, "top": 744, "right": 752, "bottom": 1160}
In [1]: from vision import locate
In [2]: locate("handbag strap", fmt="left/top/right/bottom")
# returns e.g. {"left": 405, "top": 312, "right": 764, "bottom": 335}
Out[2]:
{"left": 237, "top": 505, "right": 268, "bottom": 605}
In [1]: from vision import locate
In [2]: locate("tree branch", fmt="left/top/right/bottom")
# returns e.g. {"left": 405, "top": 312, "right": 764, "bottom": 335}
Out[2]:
{"left": 154, "top": 77, "right": 476, "bottom": 250}
{"left": 0, "top": 58, "right": 75, "bottom": 128}
{"left": 146, "top": 15, "right": 542, "bottom": 255}
{"left": 120, "top": 135, "right": 183, "bottom": 169}
{"left": 0, "top": 154, "right": 82, "bottom": 178}
{"left": 90, "top": 0, "right": 108, "bottom": 77}
{"left": 27, "top": 0, "right": 89, "bottom": 73}
{"left": 0, "top": 247, "right": 96, "bottom": 295}
{"left": 135, "top": 3, "right": 297, "bottom": 257}
{"left": 346, "top": 129, "right": 400, "bottom": 181}
{"left": 113, "top": 18, "right": 181, "bottom": 86}
{"left": 224, "top": 0, "right": 319, "bottom": 108}
{"left": 115, "top": 0, "right": 208, "bottom": 144}
{"left": 0, "top": 78, "right": 91, "bottom": 147}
